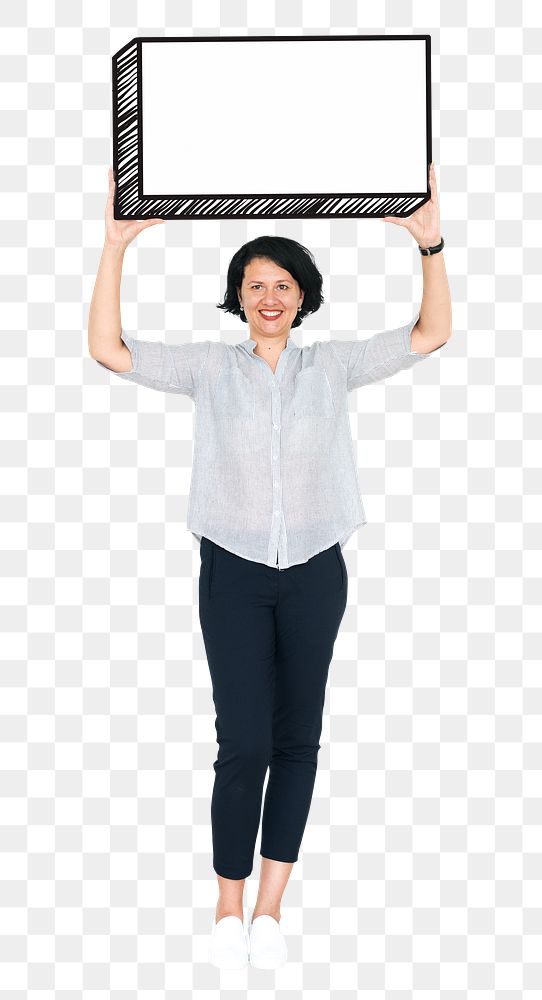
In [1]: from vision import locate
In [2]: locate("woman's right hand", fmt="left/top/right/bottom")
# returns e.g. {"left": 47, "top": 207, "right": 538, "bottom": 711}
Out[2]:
{"left": 104, "top": 166, "right": 165, "bottom": 250}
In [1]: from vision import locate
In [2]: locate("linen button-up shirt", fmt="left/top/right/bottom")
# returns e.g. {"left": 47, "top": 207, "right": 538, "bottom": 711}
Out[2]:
{"left": 95, "top": 312, "right": 444, "bottom": 568}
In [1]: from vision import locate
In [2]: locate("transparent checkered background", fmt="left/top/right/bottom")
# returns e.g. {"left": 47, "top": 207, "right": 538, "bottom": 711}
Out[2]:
{"left": 1, "top": 1, "right": 541, "bottom": 995}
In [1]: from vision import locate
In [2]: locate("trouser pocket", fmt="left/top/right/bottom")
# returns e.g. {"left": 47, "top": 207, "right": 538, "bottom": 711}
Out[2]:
{"left": 200, "top": 537, "right": 216, "bottom": 599}
{"left": 334, "top": 542, "right": 345, "bottom": 590}
{"left": 208, "top": 542, "right": 216, "bottom": 598}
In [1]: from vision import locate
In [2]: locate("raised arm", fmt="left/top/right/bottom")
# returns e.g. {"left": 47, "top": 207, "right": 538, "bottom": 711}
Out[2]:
{"left": 410, "top": 246, "right": 452, "bottom": 354}
{"left": 87, "top": 167, "right": 165, "bottom": 372}
{"left": 88, "top": 242, "right": 132, "bottom": 371}
{"left": 383, "top": 162, "right": 452, "bottom": 353}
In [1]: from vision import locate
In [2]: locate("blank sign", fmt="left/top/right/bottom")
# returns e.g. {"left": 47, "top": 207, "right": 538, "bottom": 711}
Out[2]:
{"left": 112, "top": 34, "right": 432, "bottom": 220}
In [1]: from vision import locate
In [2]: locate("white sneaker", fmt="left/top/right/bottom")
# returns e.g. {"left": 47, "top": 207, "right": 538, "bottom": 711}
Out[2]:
{"left": 209, "top": 913, "right": 249, "bottom": 969}
{"left": 247, "top": 905, "right": 288, "bottom": 969}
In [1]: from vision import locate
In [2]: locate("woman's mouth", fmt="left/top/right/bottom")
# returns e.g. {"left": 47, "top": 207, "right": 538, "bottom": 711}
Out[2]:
{"left": 259, "top": 310, "right": 283, "bottom": 321}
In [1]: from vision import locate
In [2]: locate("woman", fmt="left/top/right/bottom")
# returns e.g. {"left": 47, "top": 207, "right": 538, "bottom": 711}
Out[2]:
{"left": 88, "top": 164, "right": 451, "bottom": 970}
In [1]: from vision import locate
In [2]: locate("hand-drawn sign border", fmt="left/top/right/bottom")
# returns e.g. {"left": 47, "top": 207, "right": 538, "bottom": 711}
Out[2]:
{"left": 112, "top": 34, "right": 432, "bottom": 221}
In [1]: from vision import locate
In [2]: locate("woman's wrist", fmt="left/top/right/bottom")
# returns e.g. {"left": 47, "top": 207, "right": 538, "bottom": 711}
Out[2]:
{"left": 103, "top": 240, "right": 126, "bottom": 258}
{"left": 417, "top": 234, "right": 441, "bottom": 249}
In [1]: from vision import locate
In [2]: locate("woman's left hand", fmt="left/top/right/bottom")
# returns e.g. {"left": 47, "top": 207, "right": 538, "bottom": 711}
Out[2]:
{"left": 382, "top": 162, "right": 441, "bottom": 249}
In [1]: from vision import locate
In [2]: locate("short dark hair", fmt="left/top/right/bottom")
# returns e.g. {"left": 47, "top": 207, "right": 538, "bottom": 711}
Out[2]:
{"left": 216, "top": 235, "right": 324, "bottom": 329}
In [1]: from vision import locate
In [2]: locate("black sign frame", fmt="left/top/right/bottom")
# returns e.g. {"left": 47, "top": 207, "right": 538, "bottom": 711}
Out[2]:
{"left": 112, "top": 34, "right": 432, "bottom": 221}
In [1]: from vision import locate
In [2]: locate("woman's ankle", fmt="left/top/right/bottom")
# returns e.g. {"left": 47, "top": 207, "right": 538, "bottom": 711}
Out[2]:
{"left": 215, "top": 903, "right": 244, "bottom": 923}
{"left": 252, "top": 906, "right": 281, "bottom": 922}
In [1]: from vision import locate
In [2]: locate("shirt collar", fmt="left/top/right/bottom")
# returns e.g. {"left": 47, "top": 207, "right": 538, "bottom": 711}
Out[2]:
{"left": 239, "top": 333, "right": 298, "bottom": 355}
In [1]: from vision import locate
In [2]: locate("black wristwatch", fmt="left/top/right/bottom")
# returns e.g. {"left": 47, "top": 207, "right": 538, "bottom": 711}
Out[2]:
{"left": 419, "top": 236, "right": 445, "bottom": 256}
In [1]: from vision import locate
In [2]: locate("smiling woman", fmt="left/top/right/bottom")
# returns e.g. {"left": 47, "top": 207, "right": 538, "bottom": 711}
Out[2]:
{"left": 215, "top": 235, "right": 325, "bottom": 371}
{"left": 216, "top": 234, "right": 324, "bottom": 333}
{"left": 89, "top": 171, "right": 451, "bottom": 969}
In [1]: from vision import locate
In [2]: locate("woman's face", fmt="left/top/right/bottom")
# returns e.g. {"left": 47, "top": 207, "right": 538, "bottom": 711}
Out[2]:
{"left": 238, "top": 257, "right": 304, "bottom": 340}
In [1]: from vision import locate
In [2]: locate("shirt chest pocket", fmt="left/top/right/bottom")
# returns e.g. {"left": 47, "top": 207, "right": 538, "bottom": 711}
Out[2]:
{"left": 293, "top": 368, "right": 335, "bottom": 418}
{"left": 216, "top": 367, "right": 255, "bottom": 419}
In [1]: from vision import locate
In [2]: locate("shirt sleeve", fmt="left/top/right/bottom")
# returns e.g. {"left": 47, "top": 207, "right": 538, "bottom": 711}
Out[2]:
{"left": 94, "top": 329, "right": 211, "bottom": 398}
{"left": 328, "top": 312, "right": 446, "bottom": 392}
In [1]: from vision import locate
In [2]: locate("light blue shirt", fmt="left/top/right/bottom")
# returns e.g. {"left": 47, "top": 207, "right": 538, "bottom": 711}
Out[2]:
{"left": 95, "top": 313, "right": 444, "bottom": 568}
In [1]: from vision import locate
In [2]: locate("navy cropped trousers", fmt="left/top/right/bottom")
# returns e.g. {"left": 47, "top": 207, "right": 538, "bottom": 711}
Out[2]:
{"left": 198, "top": 536, "right": 348, "bottom": 880}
